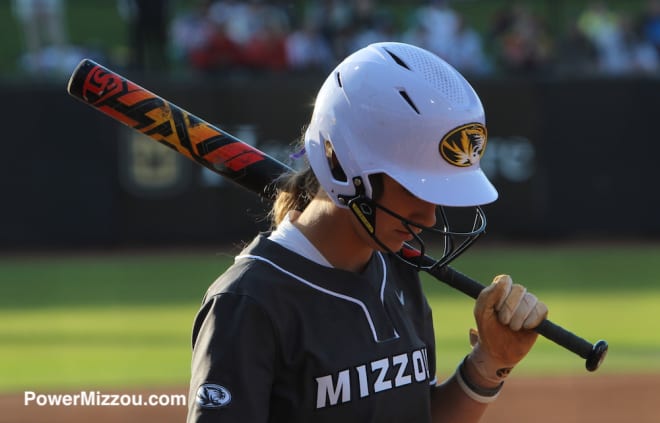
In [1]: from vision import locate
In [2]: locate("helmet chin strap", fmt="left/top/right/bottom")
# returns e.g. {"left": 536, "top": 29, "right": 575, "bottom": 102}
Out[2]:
{"left": 338, "top": 177, "right": 487, "bottom": 271}
{"left": 338, "top": 177, "right": 378, "bottom": 237}
{"left": 338, "top": 176, "right": 428, "bottom": 267}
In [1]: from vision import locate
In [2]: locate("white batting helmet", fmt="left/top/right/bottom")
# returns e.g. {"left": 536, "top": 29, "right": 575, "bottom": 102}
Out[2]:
{"left": 304, "top": 41, "right": 498, "bottom": 207}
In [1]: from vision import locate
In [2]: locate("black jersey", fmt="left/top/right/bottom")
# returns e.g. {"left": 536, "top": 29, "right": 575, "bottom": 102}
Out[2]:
{"left": 187, "top": 234, "right": 437, "bottom": 423}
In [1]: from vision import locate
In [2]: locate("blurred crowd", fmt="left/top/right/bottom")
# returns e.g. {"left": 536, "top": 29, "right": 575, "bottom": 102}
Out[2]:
{"left": 10, "top": 0, "right": 660, "bottom": 78}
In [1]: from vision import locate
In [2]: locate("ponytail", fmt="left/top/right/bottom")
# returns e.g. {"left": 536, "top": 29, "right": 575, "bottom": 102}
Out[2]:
{"left": 270, "top": 165, "right": 320, "bottom": 228}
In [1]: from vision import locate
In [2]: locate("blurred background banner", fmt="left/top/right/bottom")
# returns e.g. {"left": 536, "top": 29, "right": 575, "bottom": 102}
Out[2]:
{"left": 1, "top": 0, "right": 660, "bottom": 250}
{"left": 0, "top": 68, "right": 658, "bottom": 249}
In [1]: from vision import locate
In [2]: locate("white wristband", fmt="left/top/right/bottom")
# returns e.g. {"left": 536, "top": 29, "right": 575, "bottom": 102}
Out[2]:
{"left": 454, "top": 357, "right": 503, "bottom": 404}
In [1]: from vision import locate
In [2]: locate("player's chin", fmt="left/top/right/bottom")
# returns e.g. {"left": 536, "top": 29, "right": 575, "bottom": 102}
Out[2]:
{"left": 380, "top": 235, "right": 410, "bottom": 253}
{"left": 371, "top": 230, "right": 412, "bottom": 253}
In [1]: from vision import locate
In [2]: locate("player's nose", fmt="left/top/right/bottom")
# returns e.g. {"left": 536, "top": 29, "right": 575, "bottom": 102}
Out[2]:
{"left": 409, "top": 198, "right": 437, "bottom": 229}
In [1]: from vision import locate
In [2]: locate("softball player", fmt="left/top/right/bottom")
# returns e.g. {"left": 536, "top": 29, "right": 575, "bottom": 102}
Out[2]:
{"left": 187, "top": 42, "right": 548, "bottom": 423}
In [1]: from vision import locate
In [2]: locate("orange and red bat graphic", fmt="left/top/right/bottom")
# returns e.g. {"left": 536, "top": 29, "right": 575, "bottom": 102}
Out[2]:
{"left": 68, "top": 59, "right": 290, "bottom": 196}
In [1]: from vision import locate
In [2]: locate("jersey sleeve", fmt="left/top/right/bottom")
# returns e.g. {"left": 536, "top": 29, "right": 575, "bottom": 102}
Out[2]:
{"left": 187, "top": 292, "right": 278, "bottom": 423}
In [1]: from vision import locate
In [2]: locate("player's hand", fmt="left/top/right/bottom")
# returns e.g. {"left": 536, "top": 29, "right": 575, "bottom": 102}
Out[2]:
{"left": 468, "top": 274, "right": 548, "bottom": 384}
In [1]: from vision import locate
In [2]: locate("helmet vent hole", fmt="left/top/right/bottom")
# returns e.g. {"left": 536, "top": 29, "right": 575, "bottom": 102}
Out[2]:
{"left": 335, "top": 71, "right": 343, "bottom": 87}
{"left": 398, "top": 90, "right": 420, "bottom": 114}
{"left": 380, "top": 43, "right": 470, "bottom": 107}
{"left": 384, "top": 49, "right": 411, "bottom": 70}
{"left": 324, "top": 140, "right": 348, "bottom": 182}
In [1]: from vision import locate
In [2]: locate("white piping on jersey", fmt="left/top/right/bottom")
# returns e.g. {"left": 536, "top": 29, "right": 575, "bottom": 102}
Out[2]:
{"left": 236, "top": 252, "right": 400, "bottom": 343}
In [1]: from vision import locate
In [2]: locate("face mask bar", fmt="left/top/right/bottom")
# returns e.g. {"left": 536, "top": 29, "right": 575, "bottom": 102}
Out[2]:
{"left": 344, "top": 192, "right": 487, "bottom": 271}
{"left": 384, "top": 203, "right": 487, "bottom": 270}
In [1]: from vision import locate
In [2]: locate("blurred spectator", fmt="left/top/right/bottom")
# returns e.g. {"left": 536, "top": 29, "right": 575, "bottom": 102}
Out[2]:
{"left": 488, "top": 4, "right": 554, "bottom": 74}
{"left": 444, "top": 15, "right": 493, "bottom": 76}
{"left": 11, "top": 0, "right": 69, "bottom": 74}
{"left": 347, "top": 6, "right": 398, "bottom": 52}
{"left": 621, "top": 14, "right": 660, "bottom": 74}
{"left": 351, "top": 0, "right": 380, "bottom": 32}
{"left": 169, "top": 0, "right": 241, "bottom": 73}
{"left": 170, "top": 0, "right": 208, "bottom": 65}
{"left": 640, "top": 0, "right": 660, "bottom": 55}
{"left": 208, "top": 0, "right": 256, "bottom": 47}
{"left": 577, "top": 1, "right": 619, "bottom": 44}
{"left": 285, "top": 17, "right": 335, "bottom": 72}
{"left": 401, "top": 17, "right": 430, "bottom": 50}
{"left": 407, "top": 0, "right": 460, "bottom": 59}
{"left": 208, "top": 0, "right": 289, "bottom": 49}
{"left": 117, "top": 0, "right": 170, "bottom": 72}
{"left": 12, "top": 0, "right": 66, "bottom": 54}
{"left": 574, "top": 2, "right": 659, "bottom": 76}
{"left": 241, "top": 12, "right": 289, "bottom": 72}
{"left": 576, "top": 1, "right": 632, "bottom": 75}
{"left": 187, "top": 20, "right": 242, "bottom": 72}
{"left": 304, "top": 0, "right": 353, "bottom": 38}
{"left": 303, "top": 0, "right": 355, "bottom": 61}
{"left": 554, "top": 21, "right": 599, "bottom": 75}
{"left": 206, "top": 0, "right": 291, "bottom": 72}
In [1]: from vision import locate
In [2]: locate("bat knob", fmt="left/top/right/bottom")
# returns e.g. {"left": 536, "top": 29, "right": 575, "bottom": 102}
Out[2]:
{"left": 585, "top": 339, "right": 608, "bottom": 372}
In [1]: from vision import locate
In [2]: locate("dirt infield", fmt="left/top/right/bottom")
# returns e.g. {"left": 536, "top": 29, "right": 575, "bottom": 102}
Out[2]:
{"left": 3, "top": 373, "right": 659, "bottom": 423}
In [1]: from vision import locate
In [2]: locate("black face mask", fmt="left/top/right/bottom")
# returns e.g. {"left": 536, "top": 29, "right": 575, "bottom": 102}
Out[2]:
{"left": 340, "top": 177, "right": 487, "bottom": 271}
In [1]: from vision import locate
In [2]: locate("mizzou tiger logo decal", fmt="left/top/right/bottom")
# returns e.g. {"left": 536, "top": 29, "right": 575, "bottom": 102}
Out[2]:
{"left": 439, "top": 123, "right": 487, "bottom": 167}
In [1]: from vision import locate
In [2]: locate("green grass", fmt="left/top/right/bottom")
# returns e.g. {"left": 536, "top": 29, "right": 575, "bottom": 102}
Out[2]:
{"left": 1, "top": 243, "right": 659, "bottom": 393}
{"left": 0, "top": 251, "right": 234, "bottom": 309}
{"left": 0, "top": 305, "right": 195, "bottom": 392}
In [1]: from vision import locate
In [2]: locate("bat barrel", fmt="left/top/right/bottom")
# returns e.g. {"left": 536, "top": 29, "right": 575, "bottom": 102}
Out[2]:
{"left": 66, "top": 58, "right": 292, "bottom": 200}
